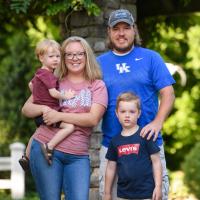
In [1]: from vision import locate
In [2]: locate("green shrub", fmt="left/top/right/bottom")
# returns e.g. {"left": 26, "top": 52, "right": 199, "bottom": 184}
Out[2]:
{"left": 182, "top": 141, "right": 200, "bottom": 198}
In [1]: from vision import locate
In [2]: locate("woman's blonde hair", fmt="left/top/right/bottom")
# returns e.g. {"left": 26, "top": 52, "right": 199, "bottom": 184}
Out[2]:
{"left": 57, "top": 36, "right": 102, "bottom": 81}
{"left": 35, "top": 39, "right": 61, "bottom": 59}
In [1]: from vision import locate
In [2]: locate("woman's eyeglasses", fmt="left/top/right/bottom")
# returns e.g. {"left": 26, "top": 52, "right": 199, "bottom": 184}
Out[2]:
{"left": 64, "top": 52, "right": 85, "bottom": 60}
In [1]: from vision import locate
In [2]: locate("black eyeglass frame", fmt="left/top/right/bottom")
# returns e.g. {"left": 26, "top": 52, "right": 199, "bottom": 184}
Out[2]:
{"left": 64, "top": 52, "right": 86, "bottom": 60}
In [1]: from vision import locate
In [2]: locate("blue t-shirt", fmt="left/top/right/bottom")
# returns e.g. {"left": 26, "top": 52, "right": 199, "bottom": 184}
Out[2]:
{"left": 106, "top": 128, "right": 160, "bottom": 199}
{"left": 97, "top": 46, "right": 175, "bottom": 147}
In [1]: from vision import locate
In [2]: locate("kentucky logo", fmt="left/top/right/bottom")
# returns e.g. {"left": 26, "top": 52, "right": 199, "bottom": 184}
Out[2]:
{"left": 116, "top": 63, "right": 130, "bottom": 73}
{"left": 118, "top": 144, "right": 140, "bottom": 157}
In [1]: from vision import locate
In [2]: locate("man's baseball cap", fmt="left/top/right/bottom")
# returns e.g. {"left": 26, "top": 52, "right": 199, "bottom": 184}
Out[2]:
{"left": 108, "top": 9, "right": 135, "bottom": 27}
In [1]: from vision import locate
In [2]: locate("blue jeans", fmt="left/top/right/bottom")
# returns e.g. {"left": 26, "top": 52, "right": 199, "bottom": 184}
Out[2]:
{"left": 30, "top": 139, "right": 90, "bottom": 200}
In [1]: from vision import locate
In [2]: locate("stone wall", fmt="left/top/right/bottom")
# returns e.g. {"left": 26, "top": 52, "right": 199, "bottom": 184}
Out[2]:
{"left": 65, "top": 1, "right": 137, "bottom": 199}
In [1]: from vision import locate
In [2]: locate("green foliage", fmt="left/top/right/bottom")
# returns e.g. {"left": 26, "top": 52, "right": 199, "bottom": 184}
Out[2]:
{"left": 182, "top": 142, "right": 200, "bottom": 199}
{"left": 46, "top": 1, "right": 72, "bottom": 16}
{"left": 0, "top": 0, "right": 199, "bottom": 177}
{"left": 180, "top": 0, "right": 191, "bottom": 6}
{"left": 82, "top": 0, "right": 101, "bottom": 16}
{"left": 0, "top": 31, "right": 36, "bottom": 154}
{"left": 9, "top": 0, "right": 100, "bottom": 16}
{"left": 142, "top": 13, "right": 200, "bottom": 169}
{"left": 0, "top": 190, "right": 38, "bottom": 199}
{"left": 10, "top": 0, "right": 31, "bottom": 14}
{"left": 0, "top": 1, "right": 62, "bottom": 156}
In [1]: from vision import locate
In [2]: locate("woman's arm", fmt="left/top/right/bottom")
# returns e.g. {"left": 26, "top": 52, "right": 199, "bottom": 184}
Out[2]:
{"left": 43, "top": 103, "right": 106, "bottom": 127}
{"left": 21, "top": 95, "right": 51, "bottom": 118}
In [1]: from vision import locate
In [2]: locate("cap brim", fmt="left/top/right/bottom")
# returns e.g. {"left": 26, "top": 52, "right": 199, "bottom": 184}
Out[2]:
{"left": 109, "top": 19, "right": 134, "bottom": 27}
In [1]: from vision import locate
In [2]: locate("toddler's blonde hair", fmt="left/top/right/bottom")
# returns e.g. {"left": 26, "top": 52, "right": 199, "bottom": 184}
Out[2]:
{"left": 35, "top": 39, "right": 61, "bottom": 59}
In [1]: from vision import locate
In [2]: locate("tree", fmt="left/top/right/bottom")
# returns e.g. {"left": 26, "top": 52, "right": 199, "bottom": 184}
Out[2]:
{"left": 183, "top": 142, "right": 200, "bottom": 199}
{"left": 139, "top": 13, "right": 200, "bottom": 169}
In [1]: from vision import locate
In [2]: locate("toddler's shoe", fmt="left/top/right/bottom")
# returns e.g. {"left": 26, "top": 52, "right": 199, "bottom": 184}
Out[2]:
{"left": 19, "top": 155, "right": 30, "bottom": 171}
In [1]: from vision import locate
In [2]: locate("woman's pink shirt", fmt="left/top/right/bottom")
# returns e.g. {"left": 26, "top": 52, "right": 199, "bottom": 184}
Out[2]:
{"left": 33, "top": 78, "right": 108, "bottom": 155}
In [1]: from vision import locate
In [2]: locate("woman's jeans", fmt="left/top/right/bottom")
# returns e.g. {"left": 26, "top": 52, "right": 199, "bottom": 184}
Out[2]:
{"left": 30, "top": 139, "right": 90, "bottom": 200}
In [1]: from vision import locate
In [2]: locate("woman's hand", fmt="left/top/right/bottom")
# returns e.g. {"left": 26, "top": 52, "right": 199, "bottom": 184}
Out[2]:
{"left": 43, "top": 109, "right": 61, "bottom": 125}
{"left": 22, "top": 95, "right": 52, "bottom": 118}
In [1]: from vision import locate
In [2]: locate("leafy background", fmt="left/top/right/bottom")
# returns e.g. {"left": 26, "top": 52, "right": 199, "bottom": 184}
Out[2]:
{"left": 0, "top": 0, "right": 199, "bottom": 199}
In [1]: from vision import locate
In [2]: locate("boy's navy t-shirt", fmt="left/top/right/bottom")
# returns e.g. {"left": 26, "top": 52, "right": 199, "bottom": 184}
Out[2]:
{"left": 106, "top": 128, "right": 160, "bottom": 199}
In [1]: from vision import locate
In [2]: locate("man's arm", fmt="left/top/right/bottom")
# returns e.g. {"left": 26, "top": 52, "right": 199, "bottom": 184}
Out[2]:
{"left": 151, "top": 153, "right": 162, "bottom": 200}
{"left": 140, "top": 85, "right": 175, "bottom": 141}
{"left": 103, "top": 160, "right": 117, "bottom": 200}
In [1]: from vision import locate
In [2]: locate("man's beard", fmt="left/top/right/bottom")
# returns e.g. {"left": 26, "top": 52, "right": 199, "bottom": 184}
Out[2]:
{"left": 110, "top": 40, "right": 134, "bottom": 53}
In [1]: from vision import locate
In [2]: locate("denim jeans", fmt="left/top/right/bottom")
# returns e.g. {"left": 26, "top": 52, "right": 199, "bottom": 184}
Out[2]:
{"left": 118, "top": 199, "right": 151, "bottom": 200}
{"left": 30, "top": 139, "right": 90, "bottom": 200}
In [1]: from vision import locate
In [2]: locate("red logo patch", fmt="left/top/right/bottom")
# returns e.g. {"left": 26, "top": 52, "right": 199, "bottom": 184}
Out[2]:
{"left": 118, "top": 144, "right": 140, "bottom": 157}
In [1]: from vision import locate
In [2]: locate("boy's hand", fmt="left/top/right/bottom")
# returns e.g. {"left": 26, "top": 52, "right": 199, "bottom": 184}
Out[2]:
{"left": 64, "top": 89, "right": 75, "bottom": 99}
{"left": 152, "top": 185, "right": 162, "bottom": 200}
{"left": 103, "top": 193, "right": 112, "bottom": 200}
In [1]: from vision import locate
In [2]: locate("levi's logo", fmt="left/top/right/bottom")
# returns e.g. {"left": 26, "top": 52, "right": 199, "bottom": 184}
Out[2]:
{"left": 118, "top": 144, "right": 140, "bottom": 157}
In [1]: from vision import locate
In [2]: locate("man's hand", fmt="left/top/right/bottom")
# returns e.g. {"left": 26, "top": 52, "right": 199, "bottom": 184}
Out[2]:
{"left": 140, "top": 120, "right": 163, "bottom": 141}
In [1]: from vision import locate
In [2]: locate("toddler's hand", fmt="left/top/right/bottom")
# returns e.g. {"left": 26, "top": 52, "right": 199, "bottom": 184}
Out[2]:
{"left": 103, "top": 193, "right": 112, "bottom": 200}
{"left": 64, "top": 89, "right": 75, "bottom": 99}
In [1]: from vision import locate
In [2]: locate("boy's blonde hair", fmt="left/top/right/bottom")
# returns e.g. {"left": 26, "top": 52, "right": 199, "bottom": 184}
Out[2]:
{"left": 116, "top": 92, "right": 141, "bottom": 111}
{"left": 35, "top": 39, "right": 61, "bottom": 59}
{"left": 57, "top": 36, "right": 102, "bottom": 81}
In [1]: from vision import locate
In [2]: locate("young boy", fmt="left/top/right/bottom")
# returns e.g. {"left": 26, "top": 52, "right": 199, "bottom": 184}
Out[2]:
{"left": 19, "top": 39, "right": 75, "bottom": 170}
{"left": 104, "top": 92, "right": 162, "bottom": 200}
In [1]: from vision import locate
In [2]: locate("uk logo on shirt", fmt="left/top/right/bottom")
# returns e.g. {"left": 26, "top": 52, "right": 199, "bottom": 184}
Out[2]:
{"left": 116, "top": 63, "right": 130, "bottom": 74}
{"left": 118, "top": 144, "right": 140, "bottom": 157}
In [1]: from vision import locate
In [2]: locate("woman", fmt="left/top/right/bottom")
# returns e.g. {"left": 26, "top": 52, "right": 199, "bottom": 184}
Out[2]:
{"left": 22, "top": 36, "right": 108, "bottom": 200}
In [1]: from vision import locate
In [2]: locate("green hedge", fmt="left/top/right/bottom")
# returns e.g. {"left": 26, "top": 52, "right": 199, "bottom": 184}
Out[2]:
{"left": 182, "top": 141, "right": 200, "bottom": 198}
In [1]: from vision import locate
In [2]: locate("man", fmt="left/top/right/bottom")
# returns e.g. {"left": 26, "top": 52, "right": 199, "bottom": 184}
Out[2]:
{"left": 97, "top": 9, "right": 175, "bottom": 200}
